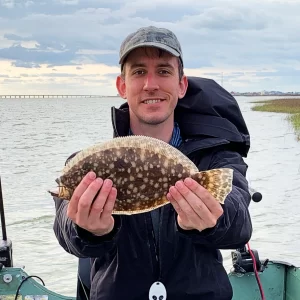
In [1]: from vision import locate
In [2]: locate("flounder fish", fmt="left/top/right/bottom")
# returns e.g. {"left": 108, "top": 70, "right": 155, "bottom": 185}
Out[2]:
{"left": 49, "top": 135, "right": 233, "bottom": 215}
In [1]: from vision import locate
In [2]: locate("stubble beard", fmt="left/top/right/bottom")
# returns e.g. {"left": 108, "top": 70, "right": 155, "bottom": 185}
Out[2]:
{"left": 139, "top": 111, "right": 173, "bottom": 126}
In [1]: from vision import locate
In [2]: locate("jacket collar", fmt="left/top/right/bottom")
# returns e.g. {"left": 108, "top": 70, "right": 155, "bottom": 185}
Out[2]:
{"left": 111, "top": 76, "right": 250, "bottom": 157}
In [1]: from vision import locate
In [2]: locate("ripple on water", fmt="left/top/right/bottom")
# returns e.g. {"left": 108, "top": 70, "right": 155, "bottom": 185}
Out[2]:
{"left": 1, "top": 96, "right": 300, "bottom": 295}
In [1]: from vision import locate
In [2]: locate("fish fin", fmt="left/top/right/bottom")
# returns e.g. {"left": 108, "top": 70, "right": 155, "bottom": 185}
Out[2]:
{"left": 191, "top": 168, "right": 233, "bottom": 204}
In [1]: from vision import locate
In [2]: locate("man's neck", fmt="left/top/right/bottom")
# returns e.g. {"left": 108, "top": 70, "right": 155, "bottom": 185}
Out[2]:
{"left": 129, "top": 121, "right": 174, "bottom": 144}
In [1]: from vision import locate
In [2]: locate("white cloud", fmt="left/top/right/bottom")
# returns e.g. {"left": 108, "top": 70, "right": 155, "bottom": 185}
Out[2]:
{"left": 0, "top": 0, "right": 299, "bottom": 93}
{"left": 0, "top": 0, "right": 14, "bottom": 8}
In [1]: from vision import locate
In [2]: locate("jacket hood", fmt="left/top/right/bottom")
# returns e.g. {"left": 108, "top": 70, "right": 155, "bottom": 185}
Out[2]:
{"left": 112, "top": 76, "right": 250, "bottom": 157}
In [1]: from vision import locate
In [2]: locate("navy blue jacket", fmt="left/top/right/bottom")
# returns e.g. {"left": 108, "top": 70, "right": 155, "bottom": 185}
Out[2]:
{"left": 53, "top": 77, "right": 252, "bottom": 300}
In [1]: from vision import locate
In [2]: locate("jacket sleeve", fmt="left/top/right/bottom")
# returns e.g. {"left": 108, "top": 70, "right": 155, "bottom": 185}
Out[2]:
{"left": 53, "top": 195, "right": 122, "bottom": 258}
{"left": 52, "top": 151, "right": 122, "bottom": 258}
{"left": 175, "top": 148, "right": 253, "bottom": 249}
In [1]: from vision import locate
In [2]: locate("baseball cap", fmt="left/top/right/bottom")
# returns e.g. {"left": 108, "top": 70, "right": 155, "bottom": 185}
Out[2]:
{"left": 119, "top": 26, "right": 183, "bottom": 66}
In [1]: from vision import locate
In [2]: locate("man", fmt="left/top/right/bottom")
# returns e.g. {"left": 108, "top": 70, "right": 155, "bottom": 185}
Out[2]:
{"left": 53, "top": 26, "right": 252, "bottom": 300}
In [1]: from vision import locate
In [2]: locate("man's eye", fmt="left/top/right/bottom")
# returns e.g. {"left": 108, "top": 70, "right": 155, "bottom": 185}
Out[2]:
{"left": 133, "top": 70, "right": 145, "bottom": 75}
{"left": 159, "top": 69, "right": 170, "bottom": 75}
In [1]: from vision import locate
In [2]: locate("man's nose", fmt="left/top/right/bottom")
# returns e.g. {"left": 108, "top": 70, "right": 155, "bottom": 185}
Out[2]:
{"left": 143, "top": 74, "right": 159, "bottom": 91}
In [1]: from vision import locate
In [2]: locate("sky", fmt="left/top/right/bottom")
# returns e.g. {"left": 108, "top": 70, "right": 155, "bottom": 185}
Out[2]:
{"left": 0, "top": 0, "right": 299, "bottom": 95}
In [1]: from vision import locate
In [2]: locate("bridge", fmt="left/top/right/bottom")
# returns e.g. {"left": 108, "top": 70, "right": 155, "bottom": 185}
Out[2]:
{"left": 0, "top": 95, "right": 106, "bottom": 99}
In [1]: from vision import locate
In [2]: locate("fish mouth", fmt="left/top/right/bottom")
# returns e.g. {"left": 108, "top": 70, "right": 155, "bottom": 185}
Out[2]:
{"left": 48, "top": 189, "right": 59, "bottom": 198}
{"left": 48, "top": 183, "right": 73, "bottom": 201}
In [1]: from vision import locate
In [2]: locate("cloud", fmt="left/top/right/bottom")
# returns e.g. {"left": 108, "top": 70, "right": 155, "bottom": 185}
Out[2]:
{"left": 12, "top": 61, "right": 41, "bottom": 68}
{"left": 0, "top": 0, "right": 300, "bottom": 94}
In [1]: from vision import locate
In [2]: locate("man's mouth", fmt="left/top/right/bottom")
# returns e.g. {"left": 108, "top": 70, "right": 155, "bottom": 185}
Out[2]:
{"left": 143, "top": 99, "right": 163, "bottom": 104}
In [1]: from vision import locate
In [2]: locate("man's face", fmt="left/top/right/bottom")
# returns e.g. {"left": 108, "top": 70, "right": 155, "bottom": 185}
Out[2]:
{"left": 116, "top": 47, "right": 188, "bottom": 126}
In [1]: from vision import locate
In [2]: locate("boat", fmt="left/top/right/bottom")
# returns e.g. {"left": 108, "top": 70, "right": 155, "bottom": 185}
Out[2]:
{"left": 0, "top": 176, "right": 299, "bottom": 300}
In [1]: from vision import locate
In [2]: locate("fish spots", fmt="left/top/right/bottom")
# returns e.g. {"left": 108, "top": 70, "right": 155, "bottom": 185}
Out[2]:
{"left": 208, "top": 183, "right": 214, "bottom": 189}
{"left": 175, "top": 164, "right": 183, "bottom": 174}
{"left": 222, "top": 183, "right": 229, "bottom": 189}
{"left": 163, "top": 160, "right": 168, "bottom": 168}
{"left": 82, "top": 162, "right": 91, "bottom": 171}
{"left": 60, "top": 135, "right": 233, "bottom": 212}
{"left": 128, "top": 184, "right": 134, "bottom": 189}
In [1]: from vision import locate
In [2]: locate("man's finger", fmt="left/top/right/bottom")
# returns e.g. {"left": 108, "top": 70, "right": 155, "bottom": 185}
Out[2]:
{"left": 167, "top": 192, "right": 183, "bottom": 214}
{"left": 170, "top": 182, "right": 214, "bottom": 230}
{"left": 88, "top": 179, "right": 113, "bottom": 218}
{"left": 76, "top": 177, "right": 103, "bottom": 224}
{"left": 181, "top": 178, "right": 223, "bottom": 228}
{"left": 168, "top": 185, "right": 197, "bottom": 220}
{"left": 67, "top": 171, "right": 96, "bottom": 218}
{"left": 175, "top": 180, "right": 213, "bottom": 221}
{"left": 88, "top": 179, "right": 113, "bottom": 221}
{"left": 100, "top": 187, "right": 117, "bottom": 222}
{"left": 167, "top": 192, "right": 201, "bottom": 230}
{"left": 184, "top": 178, "right": 223, "bottom": 214}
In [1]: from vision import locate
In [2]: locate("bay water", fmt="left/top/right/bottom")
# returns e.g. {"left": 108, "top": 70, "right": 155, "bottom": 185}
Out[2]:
{"left": 0, "top": 96, "right": 299, "bottom": 296}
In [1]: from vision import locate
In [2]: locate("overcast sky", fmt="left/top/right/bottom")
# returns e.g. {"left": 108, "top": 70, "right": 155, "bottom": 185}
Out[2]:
{"left": 0, "top": 0, "right": 299, "bottom": 95}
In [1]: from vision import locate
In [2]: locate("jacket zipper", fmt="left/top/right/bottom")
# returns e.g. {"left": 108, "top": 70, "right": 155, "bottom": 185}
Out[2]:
{"left": 157, "top": 207, "right": 163, "bottom": 282}
{"left": 145, "top": 213, "right": 160, "bottom": 280}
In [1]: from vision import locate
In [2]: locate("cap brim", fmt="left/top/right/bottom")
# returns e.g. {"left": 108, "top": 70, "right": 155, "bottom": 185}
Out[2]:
{"left": 119, "top": 41, "right": 180, "bottom": 65}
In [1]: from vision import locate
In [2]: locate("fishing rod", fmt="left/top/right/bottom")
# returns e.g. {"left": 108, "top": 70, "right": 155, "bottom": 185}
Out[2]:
{"left": 231, "top": 186, "right": 267, "bottom": 300}
{"left": 0, "top": 176, "right": 13, "bottom": 268}
{"left": 0, "top": 176, "right": 7, "bottom": 241}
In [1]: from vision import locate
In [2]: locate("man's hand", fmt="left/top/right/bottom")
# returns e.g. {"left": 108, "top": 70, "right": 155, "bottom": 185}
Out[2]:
{"left": 167, "top": 177, "right": 223, "bottom": 231}
{"left": 67, "top": 171, "right": 117, "bottom": 236}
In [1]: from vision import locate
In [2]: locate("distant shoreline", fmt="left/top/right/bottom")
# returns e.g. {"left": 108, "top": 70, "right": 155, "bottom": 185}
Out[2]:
{"left": 0, "top": 95, "right": 121, "bottom": 99}
{"left": 251, "top": 98, "right": 300, "bottom": 140}
{"left": 234, "top": 94, "right": 300, "bottom": 97}
{"left": 1, "top": 94, "right": 300, "bottom": 99}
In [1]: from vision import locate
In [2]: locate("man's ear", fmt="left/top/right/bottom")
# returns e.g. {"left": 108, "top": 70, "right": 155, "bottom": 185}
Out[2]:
{"left": 116, "top": 75, "right": 127, "bottom": 99}
{"left": 178, "top": 75, "right": 188, "bottom": 99}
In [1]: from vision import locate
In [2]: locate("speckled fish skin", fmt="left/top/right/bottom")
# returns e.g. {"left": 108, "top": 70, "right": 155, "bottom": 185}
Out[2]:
{"left": 49, "top": 135, "right": 233, "bottom": 215}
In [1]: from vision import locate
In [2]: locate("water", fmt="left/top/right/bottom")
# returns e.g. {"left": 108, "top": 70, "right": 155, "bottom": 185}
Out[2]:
{"left": 0, "top": 96, "right": 299, "bottom": 297}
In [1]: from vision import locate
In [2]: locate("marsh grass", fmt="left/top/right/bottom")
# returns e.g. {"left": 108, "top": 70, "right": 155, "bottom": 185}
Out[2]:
{"left": 251, "top": 98, "right": 300, "bottom": 140}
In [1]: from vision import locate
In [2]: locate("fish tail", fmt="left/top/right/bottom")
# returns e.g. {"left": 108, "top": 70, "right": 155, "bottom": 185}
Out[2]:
{"left": 191, "top": 168, "right": 233, "bottom": 204}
